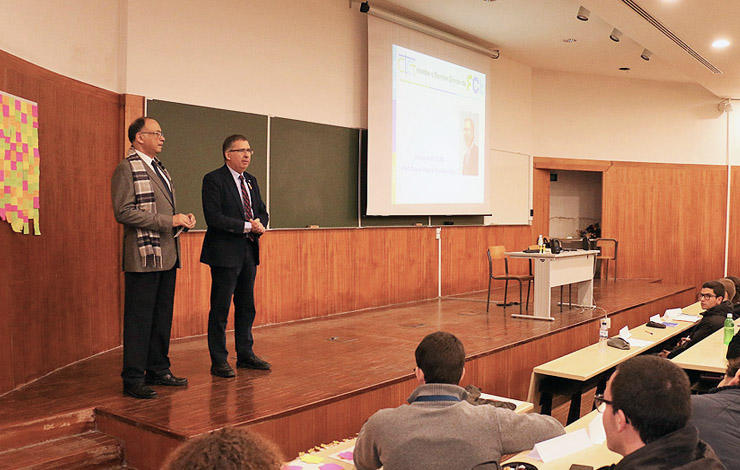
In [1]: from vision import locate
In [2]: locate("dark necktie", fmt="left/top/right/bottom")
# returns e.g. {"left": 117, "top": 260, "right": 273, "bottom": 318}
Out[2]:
{"left": 239, "top": 175, "right": 253, "bottom": 220}
{"left": 152, "top": 159, "right": 173, "bottom": 201}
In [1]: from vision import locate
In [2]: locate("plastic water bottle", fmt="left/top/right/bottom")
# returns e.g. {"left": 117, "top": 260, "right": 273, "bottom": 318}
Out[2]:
{"left": 599, "top": 318, "right": 609, "bottom": 350}
{"left": 537, "top": 234, "right": 544, "bottom": 254}
{"left": 724, "top": 313, "right": 735, "bottom": 345}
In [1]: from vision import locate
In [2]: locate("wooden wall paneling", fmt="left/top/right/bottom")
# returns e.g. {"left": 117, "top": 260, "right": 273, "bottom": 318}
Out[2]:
{"left": 602, "top": 162, "right": 726, "bottom": 285}
{"left": 0, "top": 50, "right": 122, "bottom": 394}
{"left": 171, "top": 227, "right": 439, "bottom": 339}
{"left": 727, "top": 166, "right": 740, "bottom": 276}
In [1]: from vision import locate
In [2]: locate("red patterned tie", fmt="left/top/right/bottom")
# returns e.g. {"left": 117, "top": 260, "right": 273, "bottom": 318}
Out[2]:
{"left": 239, "top": 175, "right": 253, "bottom": 220}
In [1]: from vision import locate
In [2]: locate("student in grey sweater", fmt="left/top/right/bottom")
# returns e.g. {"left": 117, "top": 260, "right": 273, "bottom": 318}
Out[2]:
{"left": 353, "top": 331, "right": 565, "bottom": 470}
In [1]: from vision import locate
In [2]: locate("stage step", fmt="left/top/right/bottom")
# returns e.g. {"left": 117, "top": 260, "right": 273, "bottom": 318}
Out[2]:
{"left": 0, "top": 431, "right": 122, "bottom": 469}
{"left": 0, "top": 409, "right": 96, "bottom": 453}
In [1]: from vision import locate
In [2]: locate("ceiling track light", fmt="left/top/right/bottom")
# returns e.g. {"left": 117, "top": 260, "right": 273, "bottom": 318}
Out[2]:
{"left": 576, "top": 6, "right": 590, "bottom": 21}
{"left": 609, "top": 28, "right": 622, "bottom": 42}
{"left": 640, "top": 49, "right": 652, "bottom": 61}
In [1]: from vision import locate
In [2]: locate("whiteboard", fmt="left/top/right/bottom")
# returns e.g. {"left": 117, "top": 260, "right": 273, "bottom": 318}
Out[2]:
{"left": 484, "top": 149, "right": 532, "bottom": 225}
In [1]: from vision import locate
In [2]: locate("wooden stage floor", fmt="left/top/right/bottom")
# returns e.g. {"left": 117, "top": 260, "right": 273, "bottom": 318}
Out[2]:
{"left": 0, "top": 279, "right": 694, "bottom": 468}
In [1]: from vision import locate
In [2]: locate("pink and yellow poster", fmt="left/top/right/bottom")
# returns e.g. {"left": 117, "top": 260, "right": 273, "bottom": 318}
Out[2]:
{"left": 0, "top": 90, "right": 40, "bottom": 235}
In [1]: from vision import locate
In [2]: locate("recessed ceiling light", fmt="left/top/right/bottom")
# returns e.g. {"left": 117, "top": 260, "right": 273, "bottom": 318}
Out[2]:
{"left": 618, "top": 67, "right": 631, "bottom": 71}
{"left": 712, "top": 39, "right": 730, "bottom": 48}
{"left": 562, "top": 38, "right": 577, "bottom": 44}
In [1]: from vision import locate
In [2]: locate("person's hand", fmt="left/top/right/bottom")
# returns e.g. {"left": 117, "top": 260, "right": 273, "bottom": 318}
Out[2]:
{"left": 250, "top": 218, "right": 265, "bottom": 234}
{"left": 185, "top": 213, "right": 196, "bottom": 228}
{"left": 657, "top": 350, "right": 670, "bottom": 358}
{"left": 677, "top": 337, "right": 691, "bottom": 347}
{"left": 173, "top": 213, "right": 195, "bottom": 228}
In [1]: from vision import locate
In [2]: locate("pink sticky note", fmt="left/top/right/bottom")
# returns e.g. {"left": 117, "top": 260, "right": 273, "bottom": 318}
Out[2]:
{"left": 4, "top": 186, "right": 10, "bottom": 194}
{"left": 22, "top": 143, "right": 28, "bottom": 152}
{"left": 33, "top": 121, "right": 38, "bottom": 128}
{"left": 33, "top": 148, "right": 39, "bottom": 158}
{"left": 33, "top": 197, "right": 39, "bottom": 209}
{"left": 2, "top": 105, "right": 8, "bottom": 116}
{"left": 16, "top": 131, "right": 21, "bottom": 141}
{"left": 16, "top": 152, "right": 23, "bottom": 162}
{"left": 15, "top": 100, "right": 21, "bottom": 110}
{"left": 21, "top": 113, "right": 27, "bottom": 124}
{"left": 4, "top": 150, "right": 10, "bottom": 160}
{"left": 318, "top": 465, "right": 343, "bottom": 470}
{"left": 0, "top": 170, "right": 4, "bottom": 181}
{"left": 338, "top": 451, "right": 353, "bottom": 460}
{"left": 32, "top": 105, "right": 38, "bottom": 117}
{"left": 23, "top": 181, "right": 28, "bottom": 191}
{"left": 10, "top": 161, "right": 16, "bottom": 171}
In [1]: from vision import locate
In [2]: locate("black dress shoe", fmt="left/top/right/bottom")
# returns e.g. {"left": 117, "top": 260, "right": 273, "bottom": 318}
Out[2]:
{"left": 145, "top": 372, "right": 188, "bottom": 386}
{"left": 123, "top": 383, "right": 157, "bottom": 399}
{"left": 237, "top": 354, "right": 271, "bottom": 370}
{"left": 211, "top": 362, "right": 235, "bottom": 378}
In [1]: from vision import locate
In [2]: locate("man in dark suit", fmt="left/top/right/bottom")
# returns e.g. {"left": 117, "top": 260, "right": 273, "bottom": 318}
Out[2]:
{"left": 111, "top": 117, "right": 196, "bottom": 399}
{"left": 201, "top": 134, "right": 270, "bottom": 378}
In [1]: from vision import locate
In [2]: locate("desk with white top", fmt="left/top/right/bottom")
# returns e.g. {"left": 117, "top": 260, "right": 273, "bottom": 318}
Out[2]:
{"left": 671, "top": 319, "right": 739, "bottom": 374}
{"left": 506, "top": 250, "right": 600, "bottom": 321}
{"left": 528, "top": 319, "right": 697, "bottom": 423}
{"left": 503, "top": 410, "right": 621, "bottom": 470}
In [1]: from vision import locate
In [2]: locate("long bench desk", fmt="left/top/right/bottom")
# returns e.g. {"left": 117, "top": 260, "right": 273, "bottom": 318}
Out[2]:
{"left": 671, "top": 319, "right": 739, "bottom": 374}
{"left": 527, "top": 318, "right": 696, "bottom": 423}
{"left": 503, "top": 410, "right": 620, "bottom": 469}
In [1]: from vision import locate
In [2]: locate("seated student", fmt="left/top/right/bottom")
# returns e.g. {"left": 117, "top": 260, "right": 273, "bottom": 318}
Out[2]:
{"left": 353, "top": 331, "right": 564, "bottom": 470}
{"left": 725, "top": 275, "right": 740, "bottom": 304}
{"left": 689, "top": 333, "right": 740, "bottom": 468}
{"left": 661, "top": 281, "right": 734, "bottom": 359}
{"left": 717, "top": 278, "right": 736, "bottom": 304}
{"left": 163, "top": 427, "right": 284, "bottom": 470}
{"left": 595, "top": 356, "right": 724, "bottom": 470}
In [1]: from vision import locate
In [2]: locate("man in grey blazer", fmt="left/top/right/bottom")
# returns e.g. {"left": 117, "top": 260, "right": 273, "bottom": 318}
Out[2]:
{"left": 111, "top": 117, "right": 195, "bottom": 399}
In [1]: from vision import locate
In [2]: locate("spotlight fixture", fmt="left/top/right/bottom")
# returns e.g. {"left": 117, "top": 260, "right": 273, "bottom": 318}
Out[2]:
{"left": 360, "top": 1, "right": 370, "bottom": 13}
{"left": 609, "top": 28, "right": 622, "bottom": 42}
{"left": 576, "top": 6, "right": 590, "bottom": 21}
{"left": 640, "top": 49, "right": 652, "bottom": 61}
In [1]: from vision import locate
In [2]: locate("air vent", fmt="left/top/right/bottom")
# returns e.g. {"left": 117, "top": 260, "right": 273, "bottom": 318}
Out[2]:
{"left": 621, "top": 0, "right": 722, "bottom": 74}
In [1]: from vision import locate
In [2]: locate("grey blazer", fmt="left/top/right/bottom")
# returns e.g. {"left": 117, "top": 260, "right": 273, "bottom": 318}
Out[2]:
{"left": 111, "top": 156, "right": 181, "bottom": 272}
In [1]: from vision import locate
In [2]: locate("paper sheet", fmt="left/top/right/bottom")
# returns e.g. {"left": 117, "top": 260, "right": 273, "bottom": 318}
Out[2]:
{"left": 625, "top": 337, "right": 653, "bottom": 348}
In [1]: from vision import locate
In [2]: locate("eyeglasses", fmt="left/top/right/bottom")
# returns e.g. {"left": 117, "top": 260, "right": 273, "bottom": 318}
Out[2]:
{"left": 697, "top": 293, "right": 718, "bottom": 300}
{"left": 139, "top": 131, "right": 164, "bottom": 138}
{"left": 227, "top": 148, "right": 254, "bottom": 156}
{"left": 594, "top": 394, "right": 614, "bottom": 413}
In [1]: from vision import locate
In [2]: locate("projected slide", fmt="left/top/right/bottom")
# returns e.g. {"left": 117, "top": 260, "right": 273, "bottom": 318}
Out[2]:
{"left": 392, "top": 45, "right": 486, "bottom": 206}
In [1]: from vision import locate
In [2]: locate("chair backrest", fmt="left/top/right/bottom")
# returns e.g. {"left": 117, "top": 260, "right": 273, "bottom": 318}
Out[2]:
{"left": 487, "top": 246, "right": 507, "bottom": 276}
{"left": 596, "top": 238, "right": 618, "bottom": 258}
{"left": 488, "top": 245, "right": 506, "bottom": 260}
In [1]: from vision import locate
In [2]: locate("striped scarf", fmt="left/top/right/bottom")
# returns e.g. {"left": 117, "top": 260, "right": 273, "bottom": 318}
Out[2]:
{"left": 126, "top": 147, "right": 165, "bottom": 268}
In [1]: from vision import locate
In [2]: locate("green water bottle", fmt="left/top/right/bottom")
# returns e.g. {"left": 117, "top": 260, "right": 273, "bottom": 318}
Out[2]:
{"left": 724, "top": 313, "right": 734, "bottom": 345}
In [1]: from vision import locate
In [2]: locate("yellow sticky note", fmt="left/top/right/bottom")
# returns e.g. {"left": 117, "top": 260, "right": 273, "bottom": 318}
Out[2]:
{"left": 299, "top": 454, "right": 325, "bottom": 464}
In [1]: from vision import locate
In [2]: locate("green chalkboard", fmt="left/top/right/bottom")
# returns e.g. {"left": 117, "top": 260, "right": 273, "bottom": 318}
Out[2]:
{"left": 269, "top": 118, "right": 360, "bottom": 228}
{"left": 146, "top": 100, "right": 484, "bottom": 229}
{"left": 147, "top": 100, "right": 268, "bottom": 230}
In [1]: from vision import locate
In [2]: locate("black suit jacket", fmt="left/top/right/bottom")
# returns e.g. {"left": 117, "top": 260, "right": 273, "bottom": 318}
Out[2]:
{"left": 200, "top": 165, "right": 268, "bottom": 267}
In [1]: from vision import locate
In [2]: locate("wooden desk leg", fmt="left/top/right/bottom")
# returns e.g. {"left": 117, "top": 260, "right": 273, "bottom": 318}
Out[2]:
{"left": 539, "top": 392, "right": 553, "bottom": 416}
{"left": 567, "top": 393, "right": 582, "bottom": 424}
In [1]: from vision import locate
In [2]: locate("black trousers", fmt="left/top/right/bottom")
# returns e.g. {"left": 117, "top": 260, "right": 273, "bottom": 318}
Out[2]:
{"left": 207, "top": 244, "right": 258, "bottom": 365}
{"left": 121, "top": 267, "right": 176, "bottom": 385}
